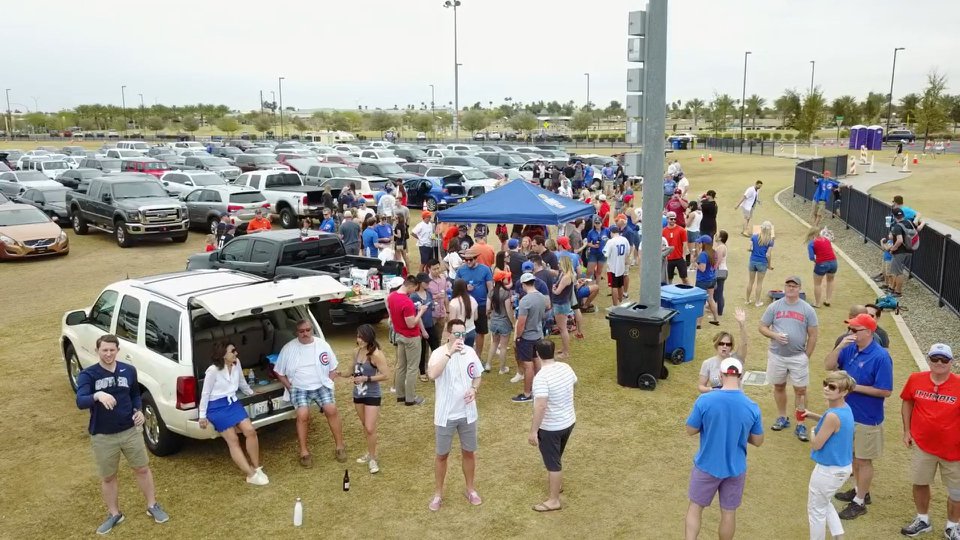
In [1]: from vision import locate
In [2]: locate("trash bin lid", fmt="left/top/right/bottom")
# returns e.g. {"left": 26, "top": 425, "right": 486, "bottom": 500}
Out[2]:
{"left": 606, "top": 302, "right": 677, "bottom": 323}
{"left": 660, "top": 284, "right": 709, "bottom": 302}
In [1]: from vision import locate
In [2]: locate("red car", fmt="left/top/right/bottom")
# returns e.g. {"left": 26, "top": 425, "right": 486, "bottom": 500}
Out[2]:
{"left": 121, "top": 158, "right": 171, "bottom": 179}
{"left": 323, "top": 154, "right": 361, "bottom": 168}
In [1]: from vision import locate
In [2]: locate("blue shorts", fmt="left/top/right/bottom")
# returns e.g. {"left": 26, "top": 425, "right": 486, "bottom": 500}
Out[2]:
{"left": 290, "top": 386, "right": 335, "bottom": 409}
{"left": 813, "top": 259, "right": 838, "bottom": 276}
{"left": 587, "top": 252, "right": 606, "bottom": 264}
{"left": 578, "top": 286, "right": 590, "bottom": 299}
{"left": 488, "top": 317, "right": 512, "bottom": 336}
{"left": 748, "top": 260, "right": 768, "bottom": 273}
{"left": 553, "top": 302, "right": 573, "bottom": 316}
{"left": 696, "top": 279, "right": 717, "bottom": 290}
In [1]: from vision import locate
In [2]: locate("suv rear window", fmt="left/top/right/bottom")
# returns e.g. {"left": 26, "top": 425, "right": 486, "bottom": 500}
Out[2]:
{"left": 229, "top": 192, "right": 266, "bottom": 204}
{"left": 279, "top": 239, "right": 346, "bottom": 265}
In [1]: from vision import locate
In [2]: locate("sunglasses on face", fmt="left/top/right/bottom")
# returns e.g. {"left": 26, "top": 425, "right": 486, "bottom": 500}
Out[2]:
{"left": 451, "top": 331, "right": 466, "bottom": 338}
{"left": 847, "top": 327, "right": 868, "bottom": 334}
{"left": 717, "top": 342, "right": 733, "bottom": 347}
{"left": 462, "top": 258, "right": 475, "bottom": 262}
{"left": 929, "top": 356, "right": 952, "bottom": 364}
{"left": 822, "top": 381, "right": 839, "bottom": 391}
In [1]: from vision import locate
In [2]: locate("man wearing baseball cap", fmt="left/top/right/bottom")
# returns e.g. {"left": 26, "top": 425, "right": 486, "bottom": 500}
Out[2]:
{"left": 685, "top": 357, "right": 764, "bottom": 540}
{"left": 759, "top": 275, "right": 819, "bottom": 442}
{"left": 898, "top": 344, "right": 960, "bottom": 538}
{"left": 412, "top": 211, "right": 435, "bottom": 272}
{"left": 663, "top": 211, "right": 689, "bottom": 285}
{"left": 824, "top": 313, "right": 893, "bottom": 520}
{"left": 888, "top": 207, "right": 917, "bottom": 298}
{"left": 602, "top": 226, "right": 630, "bottom": 307}
{"left": 513, "top": 272, "right": 548, "bottom": 402}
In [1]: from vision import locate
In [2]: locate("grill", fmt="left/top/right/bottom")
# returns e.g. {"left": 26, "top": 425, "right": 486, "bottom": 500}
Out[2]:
{"left": 23, "top": 238, "right": 56, "bottom": 247}
{"left": 143, "top": 208, "right": 181, "bottom": 224}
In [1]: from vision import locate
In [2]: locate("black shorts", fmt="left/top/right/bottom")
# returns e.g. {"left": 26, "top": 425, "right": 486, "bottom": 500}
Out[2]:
{"left": 353, "top": 396, "right": 382, "bottom": 406}
{"left": 475, "top": 306, "right": 489, "bottom": 334}
{"left": 538, "top": 424, "right": 574, "bottom": 472}
{"left": 667, "top": 258, "right": 688, "bottom": 280}
{"left": 419, "top": 246, "right": 433, "bottom": 265}
{"left": 516, "top": 338, "right": 537, "bottom": 362}
{"left": 610, "top": 274, "right": 625, "bottom": 288}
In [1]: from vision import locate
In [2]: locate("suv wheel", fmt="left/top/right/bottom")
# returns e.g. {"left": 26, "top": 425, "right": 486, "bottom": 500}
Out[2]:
{"left": 426, "top": 198, "right": 438, "bottom": 211}
{"left": 115, "top": 222, "right": 132, "bottom": 248}
{"left": 278, "top": 207, "right": 296, "bottom": 229}
{"left": 72, "top": 213, "right": 88, "bottom": 235}
{"left": 140, "top": 391, "right": 183, "bottom": 456}
{"left": 65, "top": 343, "right": 81, "bottom": 392}
{"left": 208, "top": 217, "right": 219, "bottom": 235}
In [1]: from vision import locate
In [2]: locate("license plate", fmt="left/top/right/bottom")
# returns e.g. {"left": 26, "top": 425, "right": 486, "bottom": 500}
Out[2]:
{"left": 271, "top": 397, "right": 287, "bottom": 410}
{"left": 34, "top": 247, "right": 48, "bottom": 253}
{"left": 459, "top": 198, "right": 466, "bottom": 202}
{"left": 249, "top": 401, "right": 269, "bottom": 417}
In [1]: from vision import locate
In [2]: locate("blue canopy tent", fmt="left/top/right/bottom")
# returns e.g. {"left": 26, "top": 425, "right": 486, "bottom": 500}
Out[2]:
{"left": 435, "top": 180, "right": 597, "bottom": 225}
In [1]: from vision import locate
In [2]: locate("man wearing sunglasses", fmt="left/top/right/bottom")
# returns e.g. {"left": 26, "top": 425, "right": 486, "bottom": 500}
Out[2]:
{"left": 899, "top": 344, "right": 960, "bottom": 538}
{"left": 663, "top": 211, "right": 689, "bottom": 285}
{"left": 823, "top": 313, "right": 893, "bottom": 521}
{"left": 456, "top": 248, "right": 494, "bottom": 360}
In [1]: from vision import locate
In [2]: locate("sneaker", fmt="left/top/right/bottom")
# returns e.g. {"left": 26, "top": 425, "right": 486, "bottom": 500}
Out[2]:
{"left": 146, "top": 503, "right": 169, "bottom": 524}
{"left": 368, "top": 459, "right": 380, "bottom": 474}
{"left": 795, "top": 424, "right": 810, "bottom": 442}
{"left": 838, "top": 501, "right": 867, "bottom": 520}
{"left": 483, "top": 362, "right": 491, "bottom": 373}
{"left": 405, "top": 396, "right": 425, "bottom": 406}
{"left": 335, "top": 447, "right": 348, "bottom": 462}
{"left": 834, "top": 489, "right": 871, "bottom": 504}
{"left": 357, "top": 453, "right": 371, "bottom": 464}
{"left": 946, "top": 526, "right": 957, "bottom": 540}
{"left": 246, "top": 469, "right": 269, "bottom": 486}
{"left": 428, "top": 496, "right": 442, "bottom": 512}
{"left": 755, "top": 301, "right": 764, "bottom": 307}
{"left": 510, "top": 373, "right": 524, "bottom": 383}
{"left": 255, "top": 467, "right": 269, "bottom": 484}
{"left": 96, "top": 513, "right": 124, "bottom": 535}
{"left": 900, "top": 517, "right": 932, "bottom": 536}
{"left": 498, "top": 366, "right": 510, "bottom": 375}
{"left": 464, "top": 490, "right": 483, "bottom": 506}
{"left": 771, "top": 416, "right": 790, "bottom": 431}
{"left": 511, "top": 393, "right": 532, "bottom": 403}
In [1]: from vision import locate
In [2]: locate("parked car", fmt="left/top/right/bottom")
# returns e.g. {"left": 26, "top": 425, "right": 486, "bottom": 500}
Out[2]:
{"left": 883, "top": 129, "right": 916, "bottom": 143}
{"left": 67, "top": 177, "right": 190, "bottom": 247}
{"left": 182, "top": 156, "right": 241, "bottom": 181}
{"left": 243, "top": 147, "right": 277, "bottom": 155}
{"left": 235, "top": 154, "right": 289, "bottom": 173}
{"left": 232, "top": 170, "right": 324, "bottom": 229}
{"left": 416, "top": 132, "right": 427, "bottom": 142}
{"left": 426, "top": 148, "right": 460, "bottom": 160}
{"left": 393, "top": 147, "right": 437, "bottom": 164}
{"left": 79, "top": 157, "right": 122, "bottom": 173}
{"left": 182, "top": 185, "right": 270, "bottom": 233}
{"left": 446, "top": 143, "right": 483, "bottom": 154}
{"left": 168, "top": 141, "right": 206, "bottom": 154}
{"left": 440, "top": 155, "right": 501, "bottom": 172}
{"left": 476, "top": 151, "right": 526, "bottom": 168}
{"left": 121, "top": 158, "right": 172, "bottom": 179}
{"left": 116, "top": 140, "right": 151, "bottom": 154}
{"left": 402, "top": 175, "right": 469, "bottom": 211}
{"left": 55, "top": 168, "right": 102, "bottom": 190}
{"left": 0, "top": 203, "right": 69, "bottom": 259}
{"left": 62, "top": 146, "right": 88, "bottom": 156}
{"left": 61, "top": 269, "right": 348, "bottom": 455}
{"left": 400, "top": 165, "right": 495, "bottom": 198}
{"left": 160, "top": 171, "right": 228, "bottom": 197}
{"left": 322, "top": 154, "right": 361, "bottom": 168}
{"left": 0, "top": 170, "right": 64, "bottom": 196}
{"left": 14, "top": 185, "right": 71, "bottom": 223}
{"left": 0, "top": 151, "right": 23, "bottom": 169}
{"left": 35, "top": 159, "right": 71, "bottom": 180}
{"left": 359, "top": 149, "right": 405, "bottom": 164}
{"left": 212, "top": 146, "right": 244, "bottom": 161}
{"left": 667, "top": 132, "right": 697, "bottom": 143}
{"left": 356, "top": 159, "right": 421, "bottom": 183}
{"left": 105, "top": 149, "right": 144, "bottom": 160}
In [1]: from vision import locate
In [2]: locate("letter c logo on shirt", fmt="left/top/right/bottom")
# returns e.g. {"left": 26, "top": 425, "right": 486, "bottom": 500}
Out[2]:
{"left": 466, "top": 363, "right": 479, "bottom": 379}
{"left": 319, "top": 352, "right": 331, "bottom": 366}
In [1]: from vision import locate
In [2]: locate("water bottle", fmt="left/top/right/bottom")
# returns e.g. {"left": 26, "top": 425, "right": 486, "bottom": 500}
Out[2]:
{"left": 293, "top": 498, "right": 303, "bottom": 527}
{"left": 247, "top": 368, "right": 256, "bottom": 386}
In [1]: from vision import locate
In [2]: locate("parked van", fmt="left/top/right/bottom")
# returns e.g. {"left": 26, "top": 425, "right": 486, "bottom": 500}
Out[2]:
{"left": 116, "top": 140, "right": 151, "bottom": 154}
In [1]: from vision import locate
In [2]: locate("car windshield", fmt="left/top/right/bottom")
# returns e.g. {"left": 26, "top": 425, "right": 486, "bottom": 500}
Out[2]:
{"left": 42, "top": 161, "right": 69, "bottom": 170}
{"left": 200, "top": 158, "right": 229, "bottom": 167}
{"left": 458, "top": 157, "right": 487, "bottom": 167}
{"left": 502, "top": 154, "right": 525, "bottom": 166}
{"left": 117, "top": 150, "right": 140, "bottom": 157}
{"left": 18, "top": 171, "right": 49, "bottom": 182}
{"left": 221, "top": 147, "right": 241, "bottom": 154}
{"left": 331, "top": 167, "right": 360, "bottom": 177}
{"left": 254, "top": 156, "right": 280, "bottom": 164}
{"left": 0, "top": 206, "right": 50, "bottom": 226}
{"left": 99, "top": 159, "right": 122, "bottom": 171}
{"left": 78, "top": 170, "right": 101, "bottom": 179}
{"left": 378, "top": 163, "right": 404, "bottom": 174}
{"left": 406, "top": 149, "right": 427, "bottom": 157}
{"left": 112, "top": 181, "right": 169, "bottom": 199}
{"left": 147, "top": 162, "right": 171, "bottom": 170}
{"left": 192, "top": 173, "right": 225, "bottom": 186}
{"left": 39, "top": 189, "right": 68, "bottom": 204}
{"left": 133, "top": 143, "right": 149, "bottom": 150}
{"left": 229, "top": 192, "right": 266, "bottom": 204}
{"left": 461, "top": 169, "right": 488, "bottom": 180}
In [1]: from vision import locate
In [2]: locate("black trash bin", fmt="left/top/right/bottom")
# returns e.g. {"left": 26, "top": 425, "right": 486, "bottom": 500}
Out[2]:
{"left": 607, "top": 303, "right": 677, "bottom": 390}
{"left": 678, "top": 140, "right": 689, "bottom": 150}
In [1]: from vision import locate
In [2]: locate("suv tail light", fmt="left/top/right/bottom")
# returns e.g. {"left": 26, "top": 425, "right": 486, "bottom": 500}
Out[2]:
{"left": 261, "top": 202, "right": 271, "bottom": 208}
{"left": 362, "top": 193, "right": 373, "bottom": 199}
{"left": 226, "top": 204, "right": 244, "bottom": 212}
{"left": 302, "top": 195, "right": 309, "bottom": 205}
{"left": 176, "top": 376, "right": 197, "bottom": 409}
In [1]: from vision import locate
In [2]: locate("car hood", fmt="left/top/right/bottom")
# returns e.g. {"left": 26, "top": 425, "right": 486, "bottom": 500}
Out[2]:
{"left": 267, "top": 185, "right": 324, "bottom": 193}
{"left": 114, "top": 196, "right": 184, "bottom": 208}
{"left": 0, "top": 221, "right": 61, "bottom": 241}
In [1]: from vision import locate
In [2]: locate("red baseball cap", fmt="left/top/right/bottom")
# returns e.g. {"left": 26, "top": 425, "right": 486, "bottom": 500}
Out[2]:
{"left": 557, "top": 236, "right": 571, "bottom": 250}
{"left": 844, "top": 313, "right": 877, "bottom": 332}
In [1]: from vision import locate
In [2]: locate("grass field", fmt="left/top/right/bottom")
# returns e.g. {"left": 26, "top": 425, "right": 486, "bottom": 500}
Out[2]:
{"left": 0, "top": 149, "right": 933, "bottom": 539}
{"left": 867, "top": 151, "right": 960, "bottom": 231}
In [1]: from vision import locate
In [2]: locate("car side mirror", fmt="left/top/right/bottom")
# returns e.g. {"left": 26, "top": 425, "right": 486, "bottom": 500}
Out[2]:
{"left": 65, "top": 310, "right": 87, "bottom": 325}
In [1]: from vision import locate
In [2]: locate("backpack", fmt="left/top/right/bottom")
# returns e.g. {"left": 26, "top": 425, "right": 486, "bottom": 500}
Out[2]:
{"left": 901, "top": 220, "right": 919, "bottom": 251}
{"left": 875, "top": 294, "right": 899, "bottom": 311}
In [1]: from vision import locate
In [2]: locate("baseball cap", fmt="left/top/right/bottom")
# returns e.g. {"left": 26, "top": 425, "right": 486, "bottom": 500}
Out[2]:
{"left": 608, "top": 225, "right": 620, "bottom": 234}
{"left": 343, "top": 210, "right": 353, "bottom": 218}
{"left": 592, "top": 215, "right": 602, "bottom": 224}
{"left": 457, "top": 224, "right": 468, "bottom": 232}
{"left": 844, "top": 313, "right": 877, "bottom": 332}
{"left": 557, "top": 236, "right": 571, "bottom": 250}
{"left": 785, "top": 275, "right": 802, "bottom": 286}
{"left": 666, "top": 211, "right": 677, "bottom": 218}
{"left": 474, "top": 223, "right": 488, "bottom": 237}
{"left": 386, "top": 276, "right": 405, "bottom": 290}
{"left": 507, "top": 238, "right": 520, "bottom": 249}
{"left": 421, "top": 210, "right": 432, "bottom": 220}
{"left": 719, "top": 357, "right": 743, "bottom": 375}
{"left": 493, "top": 269, "right": 511, "bottom": 283}
{"left": 521, "top": 261, "right": 534, "bottom": 272}
{"left": 415, "top": 272, "right": 431, "bottom": 284}
{"left": 598, "top": 194, "right": 607, "bottom": 201}
{"left": 520, "top": 272, "right": 536, "bottom": 283}
{"left": 674, "top": 188, "right": 682, "bottom": 194}
{"left": 928, "top": 343, "right": 954, "bottom": 360}
{"left": 615, "top": 213, "right": 628, "bottom": 222}
{"left": 697, "top": 234, "right": 713, "bottom": 244}
{"left": 892, "top": 208, "right": 905, "bottom": 218}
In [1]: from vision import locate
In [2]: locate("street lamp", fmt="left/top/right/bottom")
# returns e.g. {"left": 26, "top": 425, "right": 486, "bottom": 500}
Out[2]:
{"left": 584, "top": 72, "right": 590, "bottom": 106}
{"left": 278, "top": 77, "right": 285, "bottom": 140}
{"left": 429, "top": 84, "right": 435, "bottom": 113}
{"left": 4, "top": 88, "right": 11, "bottom": 138}
{"left": 138, "top": 93, "right": 145, "bottom": 133}
{"left": 809, "top": 60, "right": 815, "bottom": 96}
{"left": 121, "top": 85, "right": 127, "bottom": 136}
{"left": 443, "top": 0, "right": 461, "bottom": 140}
{"left": 885, "top": 47, "right": 905, "bottom": 137}
{"left": 739, "top": 51, "right": 751, "bottom": 143}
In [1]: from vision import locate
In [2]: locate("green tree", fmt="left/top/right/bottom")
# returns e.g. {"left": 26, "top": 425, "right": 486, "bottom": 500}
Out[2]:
{"left": 461, "top": 109, "right": 489, "bottom": 133}
{"left": 77, "top": 117, "right": 97, "bottom": 131}
{"left": 604, "top": 100, "right": 625, "bottom": 119}
{"left": 145, "top": 116, "right": 167, "bottom": 136}
{"left": 253, "top": 114, "right": 274, "bottom": 134}
{"left": 311, "top": 111, "right": 330, "bottom": 130}
{"left": 292, "top": 117, "right": 309, "bottom": 133}
{"left": 774, "top": 89, "right": 802, "bottom": 128}
{"left": 795, "top": 89, "right": 827, "bottom": 140}
{"left": 569, "top": 110, "right": 593, "bottom": 132}
{"left": 23, "top": 112, "right": 48, "bottom": 131}
{"left": 435, "top": 111, "right": 453, "bottom": 132}
{"left": 215, "top": 116, "right": 240, "bottom": 135}
{"left": 948, "top": 95, "right": 960, "bottom": 133}
{"left": 862, "top": 91, "right": 886, "bottom": 123}
{"left": 328, "top": 111, "right": 351, "bottom": 131}
{"left": 915, "top": 70, "right": 950, "bottom": 143}
{"left": 830, "top": 96, "right": 861, "bottom": 126}
{"left": 110, "top": 116, "right": 127, "bottom": 132}
{"left": 411, "top": 113, "right": 435, "bottom": 134}
{"left": 366, "top": 110, "right": 394, "bottom": 133}
{"left": 899, "top": 93, "right": 921, "bottom": 126}
{"left": 508, "top": 111, "right": 537, "bottom": 135}
{"left": 685, "top": 98, "right": 705, "bottom": 128}
{"left": 745, "top": 94, "right": 766, "bottom": 127}
{"left": 708, "top": 93, "right": 735, "bottom": 133}
{"left": 181, "top": 116, "right": 200, "bottom": 133}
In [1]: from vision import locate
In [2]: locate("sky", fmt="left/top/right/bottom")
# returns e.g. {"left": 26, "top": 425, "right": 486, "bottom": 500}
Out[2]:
{"left": 4, "top": 0, "right": 958, "bottom": 113}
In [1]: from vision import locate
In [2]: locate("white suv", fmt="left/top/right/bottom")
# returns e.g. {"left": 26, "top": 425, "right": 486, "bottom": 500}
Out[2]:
{"left": 61, "top": 270, "right": 348, "bottom": 456}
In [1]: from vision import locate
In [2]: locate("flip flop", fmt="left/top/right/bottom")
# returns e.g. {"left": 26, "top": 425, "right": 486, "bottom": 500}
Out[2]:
{"left": 532, "top": 502, "right": 562, "bottom": 512}
{"left": 709, "top": 321, "right": 720, "bottom": 326}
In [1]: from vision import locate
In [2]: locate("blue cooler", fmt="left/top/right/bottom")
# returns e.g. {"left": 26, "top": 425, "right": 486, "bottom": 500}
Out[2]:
{"left": 660, "top": 284, "right": 708, "bottom": 364}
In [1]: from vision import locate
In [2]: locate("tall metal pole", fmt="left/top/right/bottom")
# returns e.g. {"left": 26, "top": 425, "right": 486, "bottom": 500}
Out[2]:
{"left": 885, "top": 47, "right": 905, "bottom": 135}
{"left": 138, "top": 93, "right": 144, "bottom": 132}
{"left": 121, "top": 85, "right": 127, "bottom": 136}
{"left": 584, "top": 72, "right": 590, "bottom": 106}
{"left": 739, "top": 51, "right": 750, "bottom": 143}
{"left": 260, "top": 90, "right": 264, "bottom": 116}
{"left": 809, "top": 60, "right": 815, "bottom": 96}
{"left": 278, "top": 77, "right": 285, "bottom": 140}
{"left": 429, "top": 84, "right": 435, "bottom": 112}
{"left": 444, "top": 1, "right": 461, "bottom": 140}
{"left": 4, "top": 89, "right": 10, "bottom": 139}
{"left": 638, "top": 0, "right": 669, "bottom": 308}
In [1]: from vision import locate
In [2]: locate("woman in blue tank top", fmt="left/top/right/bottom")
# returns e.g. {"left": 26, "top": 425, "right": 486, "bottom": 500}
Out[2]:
{"left": 349, "top": 324, "right": 392, "bottom": 474}
{"left": 804, "top": 371, "right": 856, "bottom": 540}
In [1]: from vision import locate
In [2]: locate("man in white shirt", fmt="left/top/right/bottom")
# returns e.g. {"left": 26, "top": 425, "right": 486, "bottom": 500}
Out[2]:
{"left": 735, "top": 180, "right": 763, "bottom": 237}
{"left": 602, "top": 226, "right": 630, "bottom": 306}
{"left": 412, "top": 210, "right": 435, "bottom": 272}
{"left": 378, "top": 184, "right": 396, "bottom": 217}
{"left": 529, "top": 339, "right": 577, "bottom": 512}
{"left": 426, "top": 319, "right": 484, "bottom": 512}
{"left": 275, "top": 319, "right": 346, "bottom": 468}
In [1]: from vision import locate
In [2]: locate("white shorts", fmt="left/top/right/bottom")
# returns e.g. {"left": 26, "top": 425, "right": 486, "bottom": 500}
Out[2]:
{"left": 766, "top": 351, "right": 810, "bottom": 387}
{"left": 741, "top": 207, "right": 754, "bottom": 220}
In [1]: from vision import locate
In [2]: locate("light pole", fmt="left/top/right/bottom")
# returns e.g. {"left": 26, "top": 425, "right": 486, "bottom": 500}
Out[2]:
{"left": 4, "top": 88, "right": 11, "bottom": 138}
{"left": 121, "top": 85, "right": 127, "bottom": 136}
{"left": 739, "top": 51, "right": 751, "bottom": 143}
{"left": 259, "top": 90, "right": 264, "bottom": 116}
{"left": 138, "top": 93, "right": 144, "bottom": 133}
{"left": 584, "top": 72, "right": 590, "bottom": 106}
{"left": 809, "top": 60, "right": 815, "bottom": 96}
{"left": 443, "top": 0, "right": 461, "bottom": 140}
{"left": 429, "top": 84, "right": 435, "bottom": 113}
{"left": 885, "top": 47, "right": 905, "bottom": 136}
{"left": 278, "top": 77, "right": 285, "bottom": 140}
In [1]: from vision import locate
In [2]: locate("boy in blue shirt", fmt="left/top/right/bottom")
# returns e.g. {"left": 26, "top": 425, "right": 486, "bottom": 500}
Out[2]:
{"left": 584, "top": 216, "right": 609, "bottom": 283}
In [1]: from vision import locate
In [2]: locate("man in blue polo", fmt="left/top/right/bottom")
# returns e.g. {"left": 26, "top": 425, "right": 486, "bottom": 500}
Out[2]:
{"left": 811, "top": 170, "right": 839, "bottom": 227}
{"left": 584, "top": 215, "right": 609, "bottom": 285}
{"left": 456, "top": 249, "right": 494, "bottom": 360}
{"left": 824, "top": 312, "right": 893, "bottom": 521}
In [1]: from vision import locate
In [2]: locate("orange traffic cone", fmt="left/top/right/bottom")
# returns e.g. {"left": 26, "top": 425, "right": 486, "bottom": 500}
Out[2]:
{"left": 707, "top": 153, "right": 713, "bottom": 162}
{"left": 699, "top": 154, "right": 705, "bottom": 162}
{"left": 913, "top": 156, "right": 919, "bottom": 165}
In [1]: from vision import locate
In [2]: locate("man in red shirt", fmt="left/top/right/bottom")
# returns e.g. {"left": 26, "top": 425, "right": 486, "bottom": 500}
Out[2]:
{"left": 387, "top": 276, "right": 429, "bottom": 406}
{"left": 665, "top": 189, "right": 689, "bottom": 228}
{"left": 899, "top": 343, "right": 960, "bottom": 538}
{"left": 598, "top": 194, "right": 611, "bottom": 227}
{"left": 246, "top": 209, "right": 272, "bottom": 233}
{"left": 662, "top": 211, "right": 689, "bottom": 284}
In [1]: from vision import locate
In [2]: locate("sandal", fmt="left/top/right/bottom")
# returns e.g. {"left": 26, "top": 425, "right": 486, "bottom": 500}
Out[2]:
{"left": 299, "top": 454, "right": 313, "bottom": 468}
{"left": 575, "top": 331, "right": 585, "bottom": 339}
{"left": 709, "top": 321, "right": 720, "bottom": 326}
{"left": 532, "top": 502, "right": 562, "bottom": 512}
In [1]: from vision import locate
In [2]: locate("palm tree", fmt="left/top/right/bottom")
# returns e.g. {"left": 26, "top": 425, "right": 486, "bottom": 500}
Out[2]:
{"left": 745, "top": 94, "right": 766, "bottom": 128}
{"left": 686, "top": 99, "right": 705, "bottom": 129}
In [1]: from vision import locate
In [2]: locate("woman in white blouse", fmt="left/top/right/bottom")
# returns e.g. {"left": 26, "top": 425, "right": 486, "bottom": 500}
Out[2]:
{"left": 199, "top": 341, "right": 268, "bottom": 485}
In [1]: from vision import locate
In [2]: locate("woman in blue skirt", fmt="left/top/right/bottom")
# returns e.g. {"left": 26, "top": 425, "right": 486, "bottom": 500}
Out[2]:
{"left": 199, "top": 341, "right": 268, "bottom": 485}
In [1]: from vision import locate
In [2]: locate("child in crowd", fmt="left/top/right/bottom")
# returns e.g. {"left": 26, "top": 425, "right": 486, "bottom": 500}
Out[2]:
{"left": 204, "top": 234, "right": 217, "bottom": 252}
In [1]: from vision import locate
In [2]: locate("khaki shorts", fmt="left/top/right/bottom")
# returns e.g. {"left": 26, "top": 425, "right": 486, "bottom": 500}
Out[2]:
{"left": 91, "top": 426, "right": 149, "bottom": 478}
{"left": 766, "top": 352, "right": 809, "bottom": 387}
{"left": 853, "top": 422, "right": 883, "bottom": 460}
{"left": 911, "top": 446, "right": 960, "bottom": 489}
{"left": 741, "top": 207, "right": 754, "bottom": 221}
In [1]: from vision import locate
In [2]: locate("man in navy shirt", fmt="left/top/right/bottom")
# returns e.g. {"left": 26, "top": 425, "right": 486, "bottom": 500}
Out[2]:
{"left": 319, "top": 207, "right": 336, "bottom": 233}
{"left": 824, "top": 313, "right": 893, "bottom": 521}
{"left": 76, "top": 335, "right": 169, "bottom": 534}
{"left": 456, "top": 249, "right": 494, "bottom": 359}
{"left": 811, "top": 171, "right": 839, "bottom": 227}
{"left": 685, "top": 358, "right": 764, "bottom": 539}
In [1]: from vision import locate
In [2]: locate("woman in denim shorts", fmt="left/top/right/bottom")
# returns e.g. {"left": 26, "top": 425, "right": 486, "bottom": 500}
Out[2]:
{"left": 745, "top": 221, "right": 774, "bottom": 307}
{"left": 806, "top": 226, "right": 838, "bottom": 308}
{"left": 487, "top": 270, "right": 515, "bottom": 375}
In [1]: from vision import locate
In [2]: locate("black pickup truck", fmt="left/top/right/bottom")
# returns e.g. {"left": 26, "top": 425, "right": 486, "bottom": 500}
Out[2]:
{"left": 185, "top": 230, "right": 403, "bottom": 327}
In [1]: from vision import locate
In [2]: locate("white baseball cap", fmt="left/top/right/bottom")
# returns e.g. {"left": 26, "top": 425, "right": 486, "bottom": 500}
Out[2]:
{"left": 719, "top": 357, "right": 743, "bottom": 375}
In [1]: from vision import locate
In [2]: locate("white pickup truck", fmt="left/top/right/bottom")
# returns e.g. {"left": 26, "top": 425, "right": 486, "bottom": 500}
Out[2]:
{"left": 62, "top": 270, "right": 348, "bottom": 456}
{"left": 232, "top": 170, "right": 326, "bottom": 229}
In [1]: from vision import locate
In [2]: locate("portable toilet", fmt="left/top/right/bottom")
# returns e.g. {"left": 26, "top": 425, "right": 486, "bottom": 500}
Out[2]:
{"left": 866, "top": 125, "right": 884, "bottom": 150}
{"left": 848, "top": 125, "right": 866, "bottom": 150}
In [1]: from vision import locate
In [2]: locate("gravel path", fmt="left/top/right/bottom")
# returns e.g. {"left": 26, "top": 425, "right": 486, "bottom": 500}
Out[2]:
{"left": 778, "top": 189, "right": 960, "bottom": 374}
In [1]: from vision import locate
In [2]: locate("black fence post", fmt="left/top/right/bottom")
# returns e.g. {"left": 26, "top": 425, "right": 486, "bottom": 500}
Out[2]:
{"left": 938, "top": 234, "right": 952, "bottom": 308}
{"left": 863, "top": 197, "right": 872, "bottom": 243}
{"left": 843, "top": 186, "right": 851, "bottom": 230}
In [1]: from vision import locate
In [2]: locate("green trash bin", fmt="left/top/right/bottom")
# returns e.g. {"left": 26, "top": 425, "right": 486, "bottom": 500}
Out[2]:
{"left": 607, "top": 303, "right": 677, "bottom": 390}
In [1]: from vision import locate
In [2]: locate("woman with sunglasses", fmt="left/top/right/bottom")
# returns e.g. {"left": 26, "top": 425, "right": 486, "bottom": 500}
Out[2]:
{"left": 349, "top": 324, "right": 391, "bottom": 474}
{"left": 803, "top": 371, "right": 856, "bottom": 540}
{"left": 448, "top": 278, "right": 478, "bottom": 347}
{"left": 696, "top": 307, "right": 747, "bottom": 393}
{"left": 199, "top": 341, "right": 268, "bottom": 485}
